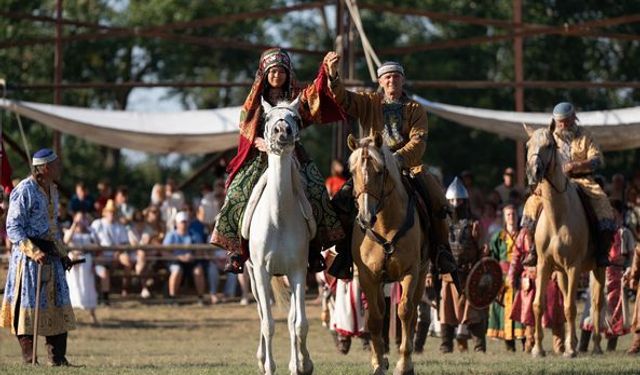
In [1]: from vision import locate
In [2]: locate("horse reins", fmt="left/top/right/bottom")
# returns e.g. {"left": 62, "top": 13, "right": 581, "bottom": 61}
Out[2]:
{"left": 529, "top": 136, "right": 569, "bottom": 195}
{"left": 354, "top": 149, "right": 415, "bottom": 259}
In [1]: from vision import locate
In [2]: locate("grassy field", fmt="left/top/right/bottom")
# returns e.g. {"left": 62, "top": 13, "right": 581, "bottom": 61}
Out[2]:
{"left": 0, "top": 296, "right": 639, "bottom": 375}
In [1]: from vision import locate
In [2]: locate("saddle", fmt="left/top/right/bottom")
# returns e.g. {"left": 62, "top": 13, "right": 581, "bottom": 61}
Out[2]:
{"left": 400, "top": 172, "right": 430, "bottom": 263}
{"left": 575, "top": 185, "right": 600, "bottom": 246}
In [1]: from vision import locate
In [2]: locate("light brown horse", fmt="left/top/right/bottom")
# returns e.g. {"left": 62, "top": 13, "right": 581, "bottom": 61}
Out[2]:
{"left": 524, "top": 125, "right": 606, "bottom": 357}
{"left": 348, "top": 133, "right": 427, "bottom": 375}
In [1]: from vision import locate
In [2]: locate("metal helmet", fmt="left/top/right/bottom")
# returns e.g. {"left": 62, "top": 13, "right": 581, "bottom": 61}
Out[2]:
{"left": 445, "top": 176, "right": 469, "bottom": 200}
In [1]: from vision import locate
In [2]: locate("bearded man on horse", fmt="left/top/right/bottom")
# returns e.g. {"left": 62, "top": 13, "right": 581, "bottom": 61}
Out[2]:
{"left": 323, "top": 52, "right": 457, "bottom": 281}
{"left": 521, "top": 102, "right": 615, "bottom": 268}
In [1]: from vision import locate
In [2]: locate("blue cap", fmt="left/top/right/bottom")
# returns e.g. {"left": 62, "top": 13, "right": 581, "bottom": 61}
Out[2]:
{"left": 552, "top": 102, "right": 575, "bottom": 120}
{"left": 32, "top": 148, "right": 58, "bottom": 166}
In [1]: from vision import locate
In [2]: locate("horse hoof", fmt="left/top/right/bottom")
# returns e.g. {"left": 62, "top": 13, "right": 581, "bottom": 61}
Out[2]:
{"left": 563, "top": 351, "right": 577, "bottom": 359}
{"left": 531, "top": 348, "right": 546, "bottom": 358}
{"left": 372, "top": 367, "right": 387, "bottom": 375}
{"left": 592, "top": 347, "right": 604, "bottom": 356}
{"left": 383, "top": 358, "right": 390, "bottom": 370}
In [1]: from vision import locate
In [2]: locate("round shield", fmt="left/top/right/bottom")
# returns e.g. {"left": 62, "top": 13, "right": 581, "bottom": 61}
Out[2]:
{"left": 465, "top": 257, "right": 503, "bottom": 309}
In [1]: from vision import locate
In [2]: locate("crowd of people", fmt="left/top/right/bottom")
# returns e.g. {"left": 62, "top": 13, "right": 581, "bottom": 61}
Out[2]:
{"left": 3, "top": 176, "right": 253, "bottom": 315}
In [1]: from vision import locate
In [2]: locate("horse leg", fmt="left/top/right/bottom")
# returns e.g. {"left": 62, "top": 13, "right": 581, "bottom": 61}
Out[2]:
{"left": 254, "top": 267, "right": 276, "bottom": 375}
{"left": 361, "top": 275, "right": 387, "bottom": 375}
{"left": 591, "top": 268, "right": 606, "bottom": 355}
{"left": 532, "top": 260, "right": 552, "bottom": 358}
{"left": 290, "top": 271, "right": 313, "bottom": 375}
{"left": 562, "top": 268, "right": 579, "bottom": 358}
{"left": 393, "top": 273, "right": 419, "bottom": 375}
{"left": 247, "top": 263, "right": 267, "bottom": 374}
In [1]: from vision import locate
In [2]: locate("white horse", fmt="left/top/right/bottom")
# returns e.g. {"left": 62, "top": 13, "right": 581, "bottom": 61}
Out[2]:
{"left": 241, "top": 97, "right": 316, "bottom": 375}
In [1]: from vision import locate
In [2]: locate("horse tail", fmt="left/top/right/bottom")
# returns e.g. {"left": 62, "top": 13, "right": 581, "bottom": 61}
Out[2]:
{"left": 271, "top": 276, "right": 290, "bottom": 310}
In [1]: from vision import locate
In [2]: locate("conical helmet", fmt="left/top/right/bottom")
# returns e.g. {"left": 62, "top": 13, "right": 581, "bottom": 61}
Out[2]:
{"left": 445, "top": 176, "right": 469, "bottom": 200}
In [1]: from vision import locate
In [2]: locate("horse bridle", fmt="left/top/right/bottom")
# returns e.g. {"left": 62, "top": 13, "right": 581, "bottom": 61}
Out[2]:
{"left": 528, "top": 135, "right": 569, "bottom": 194}
{"left": 353, "top": 148, "right": 415, "bottom": 256}
{"left": 353, "top": 147, "right": 393, "bottom": 221}
{"left": 264, "top": 108, "right": 301, "bottom": 153}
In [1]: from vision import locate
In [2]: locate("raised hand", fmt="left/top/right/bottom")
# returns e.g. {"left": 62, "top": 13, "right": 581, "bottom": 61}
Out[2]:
{"left": 323, "top": 51, "right": 340, "bottom": 79}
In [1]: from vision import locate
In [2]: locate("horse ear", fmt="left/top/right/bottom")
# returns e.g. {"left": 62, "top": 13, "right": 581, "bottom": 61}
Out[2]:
{"left": 290, "top": 95, "right": 301, "bottom": 112}
{"left": 347, "top": 134, "right": 358, "bottom": 151}
{"left": 261, "top": 96, "right": 272, "bottom": 113}
{"left": 373, "top": 132, "right": 383, "bottom": 148}
{"left": 522, "top": 123, "right": 535, "bottom": 137}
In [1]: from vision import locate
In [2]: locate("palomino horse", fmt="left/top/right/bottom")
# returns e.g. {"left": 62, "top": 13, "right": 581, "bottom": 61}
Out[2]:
{"left": 348, "top": 133, "right": 427, "bottom": 375}
{"left": 241, "top": 97, "right": 316, "bottom": 375}
{"left": 524, "top": 125, "right": 606, "bottom": 357}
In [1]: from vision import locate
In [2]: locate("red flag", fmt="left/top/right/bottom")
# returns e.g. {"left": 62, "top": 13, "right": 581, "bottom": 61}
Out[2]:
{"left": 0, "top": 134, "right": 13, "bottom": 194}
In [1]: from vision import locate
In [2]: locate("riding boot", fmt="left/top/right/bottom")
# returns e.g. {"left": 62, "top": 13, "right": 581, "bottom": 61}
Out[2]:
{"left": 627, "top": 333, "right": 640, "bottom": 354}
{"left": 17, "top": 335, "right": 36, "bottom": 364}
{"left": 45, "top": 333, "right": 69, "bottom": 366}
{"left": 469, "top": 322, "right": 487, "bottom": 353}
{"left": 606, "top": 336, "right": 618, "bottom": 352}
{"left": 439, "top": 324, "right": 455, "bottom": 353}
{"left": 328, "top": 236, "right": 353, "bottom": 279}
{"left": 307, "top": 238, "right": 326, "bottom": 273}
{"left": 328, "top": 180, "right": 355, "bottom": 279}
{"left": 596, "top": 229, "right": 613, "bottom": 267}
{"left": 521, "top": 226, "right": 538, "bottom": 267}
{"left": 578, "top": 329, "right": 591, "bottom": 353}
{"left": 223, "top": 239, "right": 249, "bottom": 274}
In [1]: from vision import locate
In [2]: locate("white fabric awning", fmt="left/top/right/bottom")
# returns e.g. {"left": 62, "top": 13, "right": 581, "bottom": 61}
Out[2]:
{"left": 414, "top": 96, "right": 640, "bottom": 151}
{"left": 0, "top": 99, "right": 242, "bottom": 154}
{"left": 2, "top": 97, "right": 639, "bottom": 154}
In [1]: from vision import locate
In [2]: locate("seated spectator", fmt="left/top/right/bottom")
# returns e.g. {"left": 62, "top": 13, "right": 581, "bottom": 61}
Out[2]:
{"left": 162, "top": 178, "right": 185, "bottom": 233}
{"left": 128, "top": 210, "right": 154, "bottom": 299}
{"left": 115, "top": 186, "right": 136, "bottom": 225}
{"left": 69, "top": 181, "right": 95, "bottom": 216}
{"left": 164, "top": 211, "right": 206, "bottom": 305}
{"left": 150, "top": 183, "right": 166, "bottom": 207}
{"left": 198, "top": 182, "right": 217, "bottom": 231}
{"left": 94, "top": 180, "right": 112, "bottom": 217}
{"left": 144, "top": 205, "right": 166, "bottom": 244}
{"left": 64, "top": 212, "right": 98, "bottom": 324}
{"left": 91, "top": 199, "right": 130, "bottom": 304}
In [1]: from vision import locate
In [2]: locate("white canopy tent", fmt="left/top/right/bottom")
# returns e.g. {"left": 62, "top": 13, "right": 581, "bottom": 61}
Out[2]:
{"left": 0, "top": 99, "right": 242, "bottom": 154}
{"left": 414, "top": 96, "right": 640, "bottom": 151}
{"left": 1, "top": 97, "right": 639, "bottom": 153}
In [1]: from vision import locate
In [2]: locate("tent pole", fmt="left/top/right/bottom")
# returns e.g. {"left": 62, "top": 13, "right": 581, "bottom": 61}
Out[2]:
{"left": 53, "top": 0, "right": 63, "bottom": 158}
{"left": 514, "top": 0, "right": 526, "bottom": 189}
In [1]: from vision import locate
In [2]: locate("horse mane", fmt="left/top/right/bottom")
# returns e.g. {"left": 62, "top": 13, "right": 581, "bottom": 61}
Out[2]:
{"left": 348, "top": 136, "right": 404, "bottom": 191}
{"left": 527, "top": 127, "right": 552, "bottom": 150}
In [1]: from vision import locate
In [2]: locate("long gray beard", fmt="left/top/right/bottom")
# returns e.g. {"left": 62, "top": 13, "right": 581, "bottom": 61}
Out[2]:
{"left": 555, "top": 128, "right": 575, "bottom": 143}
